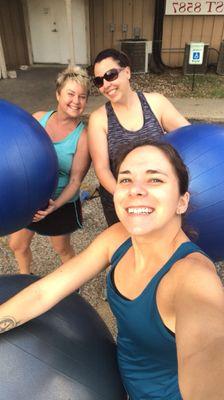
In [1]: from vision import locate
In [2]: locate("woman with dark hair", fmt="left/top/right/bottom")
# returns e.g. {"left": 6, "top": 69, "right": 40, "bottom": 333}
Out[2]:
{"left": 1, "top": 141, "right": 224, "bottom": 399}
{"left": 88, "top": 48, "right": 190, "bottom": 226}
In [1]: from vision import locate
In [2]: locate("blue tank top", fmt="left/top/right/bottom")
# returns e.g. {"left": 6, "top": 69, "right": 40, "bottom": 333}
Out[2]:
{"left": 39, "top": 111, "right": 85, "bottom": 201}
{"left": 107, "top": 239, "right": 206, "bottom": 399}
{"left": 106, "top": 91, "right": 164, "bottom": 176}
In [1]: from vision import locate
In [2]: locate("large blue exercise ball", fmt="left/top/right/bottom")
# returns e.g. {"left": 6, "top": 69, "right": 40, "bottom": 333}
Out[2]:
{"left": 0, "top": 275, "right": 126, "bottom": 400}
{"left": 163, "top": 123, "right": 224, "bottom": 261}
{"left": 0, "top": 100, "right": 58, "bottom": 236}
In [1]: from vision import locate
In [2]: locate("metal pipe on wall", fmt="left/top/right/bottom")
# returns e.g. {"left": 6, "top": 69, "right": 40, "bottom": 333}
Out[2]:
{"left": 0, "top": 34, "right": 7, "bottom": 79}
{"left": 65, "top": 0, "right": 75, "bottom": 65}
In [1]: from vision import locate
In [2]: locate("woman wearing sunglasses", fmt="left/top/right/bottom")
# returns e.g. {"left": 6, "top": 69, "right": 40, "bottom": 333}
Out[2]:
{"left": 88, "top": 48, "right": 190, "bottom": 226}
{"left": 1, "top": 141, "right": 224, "bottom": 399}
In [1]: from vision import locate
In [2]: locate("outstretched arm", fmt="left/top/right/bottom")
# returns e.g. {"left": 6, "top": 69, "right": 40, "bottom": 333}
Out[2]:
{"left": 0, "top": 228, "right": 114, "bottom": 333}
{"left": 175, "top": 257, "right": 224, "bottom": 399}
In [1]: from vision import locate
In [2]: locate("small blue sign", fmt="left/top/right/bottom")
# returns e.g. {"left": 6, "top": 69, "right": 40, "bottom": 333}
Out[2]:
{"left": 193, "top": 52, "right": 200, "bottom": 60}
{"left": 189, "top": 43, "right": 205, "bottom": 65}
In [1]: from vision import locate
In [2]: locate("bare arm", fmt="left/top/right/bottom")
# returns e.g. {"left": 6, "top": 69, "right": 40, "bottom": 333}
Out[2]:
{"left": 33, "top": 127, "right": 91, "bottom": 221}
{"left": 52, "top": 127, "right": 91, "bottom": 209}
{"left": 175, "top": 257, "right": 224, "bottom": 399}
{"left": 0, "top": 224, "right": 126, "bottom": 333}
{"left": 88, "top": 108, "right": 116, "bottom": 194}
{"left": 144, "top": 93, "right": 190, "bottom": 132}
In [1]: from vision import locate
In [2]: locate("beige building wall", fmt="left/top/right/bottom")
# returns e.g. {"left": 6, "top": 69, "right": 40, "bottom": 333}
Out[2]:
{"left": 89, "top": 0, "right": 155, "bottom": 62}
{"left": 162, "top": 15, "right": 224, "bottom": 66}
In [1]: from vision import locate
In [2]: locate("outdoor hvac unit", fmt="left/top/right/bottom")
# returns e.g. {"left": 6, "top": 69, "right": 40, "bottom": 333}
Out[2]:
{"left": 217, "top": 40, "right": 224, "bottom": 75}
{"left": 183, "top": 43, "right": 209, "bottom": 75}
{"left": 121, "top": 40, "right": 152, "bottom": 73}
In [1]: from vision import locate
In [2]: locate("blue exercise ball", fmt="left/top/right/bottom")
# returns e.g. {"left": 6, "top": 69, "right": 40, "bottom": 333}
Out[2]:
{"left": 0, "top": 100, "right": 58, "bottom": 236}
{"left": 0, "top": 275, "right": 126, "bottom": 400}
{"left": 163, "top": 123, "right": 224, "bottom": 261}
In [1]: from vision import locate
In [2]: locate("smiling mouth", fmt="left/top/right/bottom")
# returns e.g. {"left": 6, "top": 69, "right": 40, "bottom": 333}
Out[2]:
{"left": 127, "top": 207, "right": 153, "bottom": 215}
{"left": 106, "top": 88, "right": 116, "bottom": 95}
{"left": 69, "top": 106, "right": 80, "bottom": 111}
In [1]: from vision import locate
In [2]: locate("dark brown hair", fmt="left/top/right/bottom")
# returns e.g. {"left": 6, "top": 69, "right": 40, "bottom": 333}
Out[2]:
{"left": 115, "top": 140, "right": 189, "bottom": 195}
{"left": 115, "top": 140, "right": 198, "bottom": 239}
{"left": 93, "top": 48, "right": 131, "bottom": 69}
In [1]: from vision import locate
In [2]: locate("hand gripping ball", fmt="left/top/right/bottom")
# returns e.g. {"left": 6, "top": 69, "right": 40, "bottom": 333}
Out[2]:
{"left": 164, "top": 123, "right": 224, "bottom": 261}
{"left": 0, "top": 100, "right": 58, "bottom": 236}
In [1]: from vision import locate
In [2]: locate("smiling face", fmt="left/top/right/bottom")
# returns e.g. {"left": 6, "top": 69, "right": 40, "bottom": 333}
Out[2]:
{"left": 56, "top": 79, "right": 87, "bottom": 118}
{"left": 94, "top": 57, "right": 131, "bottom": 102}
{"left": 114, "top": 145, "right": 190, "bottom": 237}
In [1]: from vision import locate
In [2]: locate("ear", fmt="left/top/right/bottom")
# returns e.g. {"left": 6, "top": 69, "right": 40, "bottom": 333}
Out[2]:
{"left": 176, "top": 192, "right": 190, "bottom": 215}
{"left": 56, "top": 91, "right": 60, "bottom": 102}
{"left": 124, "top": 66, "right": 131, "bottom": 80}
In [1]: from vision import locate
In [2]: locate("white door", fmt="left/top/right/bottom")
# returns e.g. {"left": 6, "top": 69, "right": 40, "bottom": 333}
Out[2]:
{"left": 27, "top": 0, "right": 69, "bottom": 64}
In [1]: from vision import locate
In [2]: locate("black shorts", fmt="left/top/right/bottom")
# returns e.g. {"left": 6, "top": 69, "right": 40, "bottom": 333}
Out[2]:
{"left": 99, "top": 185, "right": 119, "bottom": 227}
{"left": 27, "top": 199, "right": 82, "bottom": 236}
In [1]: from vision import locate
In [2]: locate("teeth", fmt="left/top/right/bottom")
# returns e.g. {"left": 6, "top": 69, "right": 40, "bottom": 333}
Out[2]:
{"left": 128, "top": 207, "right": 152, "bottom": 215}
{"left": 107, "top": 89, "right": 116, "bottom": 95}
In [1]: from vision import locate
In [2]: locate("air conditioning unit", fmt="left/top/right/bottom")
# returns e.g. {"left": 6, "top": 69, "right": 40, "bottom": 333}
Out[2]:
{"left": 217, "top": 40, "right": 224, "bottom": 75}
{"left": 183, "top": 43, "right": 209, "bottom": 75}
{"left": 121, "top": 40, "right": 152, "bottom": 73}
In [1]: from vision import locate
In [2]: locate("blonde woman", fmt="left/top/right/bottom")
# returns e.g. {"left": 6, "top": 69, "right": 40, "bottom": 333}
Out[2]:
{"left": 9, "top": 66, "right": 91, "bottom": 274}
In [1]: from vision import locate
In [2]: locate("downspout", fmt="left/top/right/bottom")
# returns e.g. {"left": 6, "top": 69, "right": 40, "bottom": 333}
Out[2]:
{"left": 151, "top": 0, "right": 166, "bottom": 73}
{"left": 65, "top": 0, "right": 75, "bottom": 65}
{"left": 0, "top": 34, "right": 7, "bottom": 79}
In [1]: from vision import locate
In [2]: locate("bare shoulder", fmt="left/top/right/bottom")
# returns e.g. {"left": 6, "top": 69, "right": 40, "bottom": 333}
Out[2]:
{"left": 80, "top": 126, "right": 87, "bottom": 136}
{"left": 142, "top": 92, "right": 169, "bottom": 120}
{"left": 32, "top": 111, "right": 47, "bottom": 121}
{"left": 89, "top": 104, "right": 107, "bottom": 122}
{"left": 99, "top": 222, "right": 130, "bottom": 261}
{"left": 88, "top": 105, "right": 108, "bottom": 134}
{"left": 173, "top": 250, "right": 223, "bottom": 296}
{"left": 143, "top": 92, "right": 167, "bottom": 103}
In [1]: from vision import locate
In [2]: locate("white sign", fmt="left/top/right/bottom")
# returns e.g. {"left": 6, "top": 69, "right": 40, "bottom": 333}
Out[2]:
{"left": 189, "top": 42, "right": 205, "bottom": 65}
{"left": 166, "top": 1, "right": 224, "bottom": 15}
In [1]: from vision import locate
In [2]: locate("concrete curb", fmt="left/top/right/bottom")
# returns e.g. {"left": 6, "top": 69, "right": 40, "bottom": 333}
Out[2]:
{"left": 83, "top": 95, "right": 224, "bottom": 123}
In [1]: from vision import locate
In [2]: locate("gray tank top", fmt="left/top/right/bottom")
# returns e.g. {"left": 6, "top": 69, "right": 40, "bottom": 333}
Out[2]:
{"left": 106, "top": 91, "right": 164, "bottom": 175}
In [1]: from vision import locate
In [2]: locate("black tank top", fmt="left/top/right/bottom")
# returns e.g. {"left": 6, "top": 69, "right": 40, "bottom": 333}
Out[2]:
{"left": 106, "top": 91, "right": 164, "bottom": 175}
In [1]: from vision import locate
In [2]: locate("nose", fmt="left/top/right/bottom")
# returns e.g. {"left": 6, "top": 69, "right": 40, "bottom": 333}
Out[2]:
{"left": 72, "top": 94, "right": 79, "bottom": 104}
{"left": 129, "top": 182, "right": 147, "bottom": 197}
{"left": 102, "top": 78, "right": 111, "bottom": 90}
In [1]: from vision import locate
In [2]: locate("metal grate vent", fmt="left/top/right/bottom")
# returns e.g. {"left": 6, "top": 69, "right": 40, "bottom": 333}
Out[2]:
{"left": 217, "top": 40, "right": 224, "bottom": 75}
{"left": 121, "top": 40, "right": 151, "bottom": 73}
{"left": 183, "top": 43, "right": 209, "bottom": 75}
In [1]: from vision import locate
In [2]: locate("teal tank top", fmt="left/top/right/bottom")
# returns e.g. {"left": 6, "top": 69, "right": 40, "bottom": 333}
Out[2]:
{"left": 39, "top": 111, "right": 85, "bottom": 201}
{"left": 107, "top": 239, "right": 206, "bottom": 400}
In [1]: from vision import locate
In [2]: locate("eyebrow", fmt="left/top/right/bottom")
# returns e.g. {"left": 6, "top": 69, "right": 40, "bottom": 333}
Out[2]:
{"left": 119, "top": 169, "right": 168, "bottom": 176}
{"left": 67, "top": 89, "right": 86, "bottom": 95}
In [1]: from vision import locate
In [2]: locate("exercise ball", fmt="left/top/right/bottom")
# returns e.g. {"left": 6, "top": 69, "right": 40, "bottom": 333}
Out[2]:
{"left": 163, "top": 123, "right": 224, "bottom": 261}
{"left": 0, "top": 275, "right": 126, "bottom": 400}
{"left": 0, "top": 100, "right": 58, "bottom": 236}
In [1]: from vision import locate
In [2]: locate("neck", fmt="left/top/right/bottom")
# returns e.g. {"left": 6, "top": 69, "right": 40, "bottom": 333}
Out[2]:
{"left": 131, "top": 224, "right": 188, "bottom": 272}
{"left": 55, "top": 108, "right": 80, "bottom": 126}
{"left": 113, "top": 88, "right": 136, "bottom": 108}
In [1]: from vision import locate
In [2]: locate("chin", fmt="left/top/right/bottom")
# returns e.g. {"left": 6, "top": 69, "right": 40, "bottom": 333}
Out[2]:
{"left": 119, "top": 217, "right": 153, "bottom": 236}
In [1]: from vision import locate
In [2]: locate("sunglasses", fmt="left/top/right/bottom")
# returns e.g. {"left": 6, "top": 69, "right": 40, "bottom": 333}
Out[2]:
{"left": 93, "top": 68, "right": 124, "bottom": 88}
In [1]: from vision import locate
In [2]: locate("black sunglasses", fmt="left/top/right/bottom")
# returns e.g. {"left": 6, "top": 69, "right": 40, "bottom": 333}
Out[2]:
{"left": 93, "top": 68, "right": 124, "bottom": 88}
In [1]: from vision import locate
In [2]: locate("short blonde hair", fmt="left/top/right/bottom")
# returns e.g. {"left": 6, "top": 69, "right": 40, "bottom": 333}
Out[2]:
{"left": 56, "top": 65, "right": 90, "bottom": 94}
